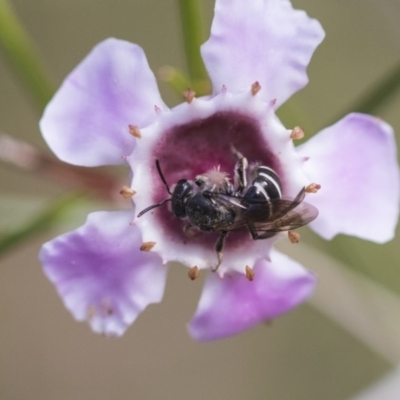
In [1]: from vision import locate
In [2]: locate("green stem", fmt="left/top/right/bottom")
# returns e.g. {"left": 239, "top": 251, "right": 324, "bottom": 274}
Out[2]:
{"left": 0, "top": 0, "right": 54, "bottom": 110}
{"left": 158, "top": 65, "right": 193, "bottom": 96}
{"left": 335, "top": 61, "right": 400, "bottom": 122}
{"left": 177, "top": 0, "right": 208, "bottom": 83}
{"left": 0, "top": 193, "right": 83, "bottom": 257}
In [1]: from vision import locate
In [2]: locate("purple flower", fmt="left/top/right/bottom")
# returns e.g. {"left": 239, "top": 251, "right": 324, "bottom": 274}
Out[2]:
{"left": 39, "top": 0, "right": 399, "bottom": 341}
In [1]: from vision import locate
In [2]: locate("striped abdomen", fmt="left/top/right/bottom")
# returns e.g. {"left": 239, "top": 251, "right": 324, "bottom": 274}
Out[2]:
{"left": 242, "top": 165, "right": 282, "bottom": 214}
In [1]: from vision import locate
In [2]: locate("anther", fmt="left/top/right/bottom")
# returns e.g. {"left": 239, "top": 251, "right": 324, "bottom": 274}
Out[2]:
{"left": 128, "top": 125, "right": 141, "bottom": 138}
{"left": 305, "top": 183, "right": 321, "bottom": 193}
{"left": 119, "top": 185, "right": 136, "bottom": 199}
{"left": 288, "top": 230, "right": 300, "bottom": 244}
{"left": 221, "top": 84, "right": 227, "bottom": 93}
{"left": 188, "top": 266, "right": 200, "bottom": 281}
{"left": 251, "top": 81, "right": 261, "bottom": 96}
{"left": 154, "top": 105, "right": 162, "bottom": 114}
{"left": 183, "top": 88, "right": 196, "bottom": 103}
{"left": 245, "top": 265, "right": 255, "bottom": 281}
{"left": 140, "top": 241, "right": 156, "bottom": 252}
{"left": 290, "top": 126, "right": 304, "bottom": 140}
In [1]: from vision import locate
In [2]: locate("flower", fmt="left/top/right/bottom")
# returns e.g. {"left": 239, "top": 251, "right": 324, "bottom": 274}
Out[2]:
{"left": 39, "top": 0, "right": 399, "bottom": 341}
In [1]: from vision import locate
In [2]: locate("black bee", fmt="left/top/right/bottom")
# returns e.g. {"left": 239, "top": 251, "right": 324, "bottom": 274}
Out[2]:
{"left": 137, "top": 148, "right": 318, "bottom": 271}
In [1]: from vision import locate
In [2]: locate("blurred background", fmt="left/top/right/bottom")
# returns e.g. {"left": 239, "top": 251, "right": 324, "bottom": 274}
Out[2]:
{"left": 1, "top": 0, "right": 400, "bottom": 399}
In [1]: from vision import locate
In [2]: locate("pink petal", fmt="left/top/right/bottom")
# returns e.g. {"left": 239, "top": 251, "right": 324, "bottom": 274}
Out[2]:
{"left": 40, "top": 38, "right": 167, "bottom": 167}
{"left": 188, "top": 250, "right": 316, "bottom": 341}
{"left": 298, "top": 113, "right": 400, "bottom": 243}
{"left": 201, "top": 0, "right": 324, "bottom": 106}
{"left": 40, "top": 210, "right": 167, "bottom": 336}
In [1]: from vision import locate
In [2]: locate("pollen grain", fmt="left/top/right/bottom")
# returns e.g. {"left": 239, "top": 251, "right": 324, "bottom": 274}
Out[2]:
{"left": 128, "top": 125, "right": 141, "bottom": 138}
{"left": 305, "top": 183, "right": 321, "bottom": 193}
{"left": 245, "top": 265, "right": 255, "bottom": 281}
{"left": 251, "top": 81, "right": 261, "bottom": 96}
{"left": 290, "top": 126, "right": 304, "bottom": 140}
{"left": 288, "top": 230, "right": 300, "bottom": 244}
{"left": 183, "top": 88, "right": 196, "bottom": 103}
{"left": 188, "top": 266, "right": 200, "bottom": 281}
{"left": 140, "top": 241, "right": 156, "bottom": 252}
{"left": 119, "top": 185, "right": 136, "bottom": 199}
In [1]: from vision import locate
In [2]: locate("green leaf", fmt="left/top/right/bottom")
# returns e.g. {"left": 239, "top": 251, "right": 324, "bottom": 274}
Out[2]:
{"left": 335, "top": 61, "right": 400, "bottom": 121}
{"left": 0, "top": 193, "right": 84, "bottom": 257}
{"left": 0, "top": 0, "right": 54, "bottom": 110}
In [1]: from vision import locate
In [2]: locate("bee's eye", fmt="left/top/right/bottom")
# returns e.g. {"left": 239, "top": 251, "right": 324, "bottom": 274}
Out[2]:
{"left": 195, "top": 178, "right": 205, "bottom": 187}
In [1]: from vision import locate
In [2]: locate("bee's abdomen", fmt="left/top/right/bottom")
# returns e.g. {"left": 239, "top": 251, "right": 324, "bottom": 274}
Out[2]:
{"left": 248, "top": 165, "right": 282, "bottom": 202}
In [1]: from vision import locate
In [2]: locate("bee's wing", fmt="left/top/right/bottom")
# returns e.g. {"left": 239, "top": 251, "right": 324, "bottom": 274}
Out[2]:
{"left": 250, "top": 200, "right": 319, "bottom": 233}
{"left": 205, "top": 188, "right": 318, "bottom": 233}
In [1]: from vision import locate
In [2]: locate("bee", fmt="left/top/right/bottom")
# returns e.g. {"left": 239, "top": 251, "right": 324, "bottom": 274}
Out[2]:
{"left": 137, "top": 148, "right": 318, "bottom": 271}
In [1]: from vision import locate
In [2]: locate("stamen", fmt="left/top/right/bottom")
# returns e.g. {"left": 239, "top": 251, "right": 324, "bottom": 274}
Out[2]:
{"left": 183, "top": 88, "right": 196, "bottom": 103}
{"left": 154, "top": 105, "right": 162, "bottom": 114}
{"left": 188, "top": 266, "right": 200, "bottom": 281}
{"left": 119, "top": 185, "right": 136, "bottom": 199}
{"left": 290, "top": 126, "right": 304, "bottom": 140}
{"left": 140, "top": 241, "right": 156, "bottom": 252}
{"left": 245, "top": 265, "right": 255, "bottom": 281}
{"left": 251, "top": 81, "right": 261, "bottom": 96}
{"left": 305, "top": 183, "right": 321, "bottom": 193}
{"left": 288, "top": 231, "right": 300, "bottom": 244}
{"left": 221, "top": 84, "right": 227, "bottom": 93}
{"left": 128, "top": 125, "right": 141, "bottom": 138}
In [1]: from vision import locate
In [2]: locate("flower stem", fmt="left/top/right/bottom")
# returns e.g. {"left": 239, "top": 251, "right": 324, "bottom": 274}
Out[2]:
{"left": 0, "top": 193, "right": 83, "bottom": 257}
{"left": 0, "top": 0, "right": 54, "bottom": 110}
{"left": 177, "top": 0, "right": 208, "bottom": 84}
{"left": 0, "top": 132, "right": 120, "bottom": 201}
{"left": 336, "top": 61, "right": 400, "bottom": 121}
{"left": 158, "top": 65, "right": 193, "bottom": 97}
{"left": 158, "top": 65, "right": 211, "bottom": 99}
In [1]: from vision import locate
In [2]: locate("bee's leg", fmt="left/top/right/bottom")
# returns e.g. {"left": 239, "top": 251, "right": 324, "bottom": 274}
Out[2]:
{"left": 183, "top": 223, "right": 202, "bottom": 237}
{"left": 231, "top": 147, "right": 248, "bottom": 194}
{"left": 211, "top": 230, "right": 229, "bottom": 272}
{"left": 247, "top": 223, "right": 276, "bottom": 240}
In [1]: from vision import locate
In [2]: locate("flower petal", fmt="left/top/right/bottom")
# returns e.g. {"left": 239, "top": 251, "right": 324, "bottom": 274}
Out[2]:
{"left": 298, "top": 113, "right": 400, "bottom": 243}
{"left": 188, "top": 249, "right": 316, "bottom": 341}
{"left": 39, "top": 210, "right": 167, "bottom": 336}
{"left": 40, "top": 38, "right": 167, "bottom": 167}
{"left": 201, "top": 0, "right": 324, "bottom": 106}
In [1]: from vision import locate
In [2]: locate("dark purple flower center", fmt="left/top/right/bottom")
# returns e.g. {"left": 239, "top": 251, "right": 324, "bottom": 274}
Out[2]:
{"left": 150, "top": 111, "right": 283, "bottom": 250}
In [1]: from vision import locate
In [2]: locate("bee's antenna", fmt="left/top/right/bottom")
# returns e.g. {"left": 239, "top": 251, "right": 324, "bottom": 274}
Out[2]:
{"left": 137, "top": 198, "right": 172, "bottom": 218}
{"left": 136, "top": 160, "right": 173, "bottom": 218}
{"left": 156, "top": 159, "right": 172, "bottom": 195}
